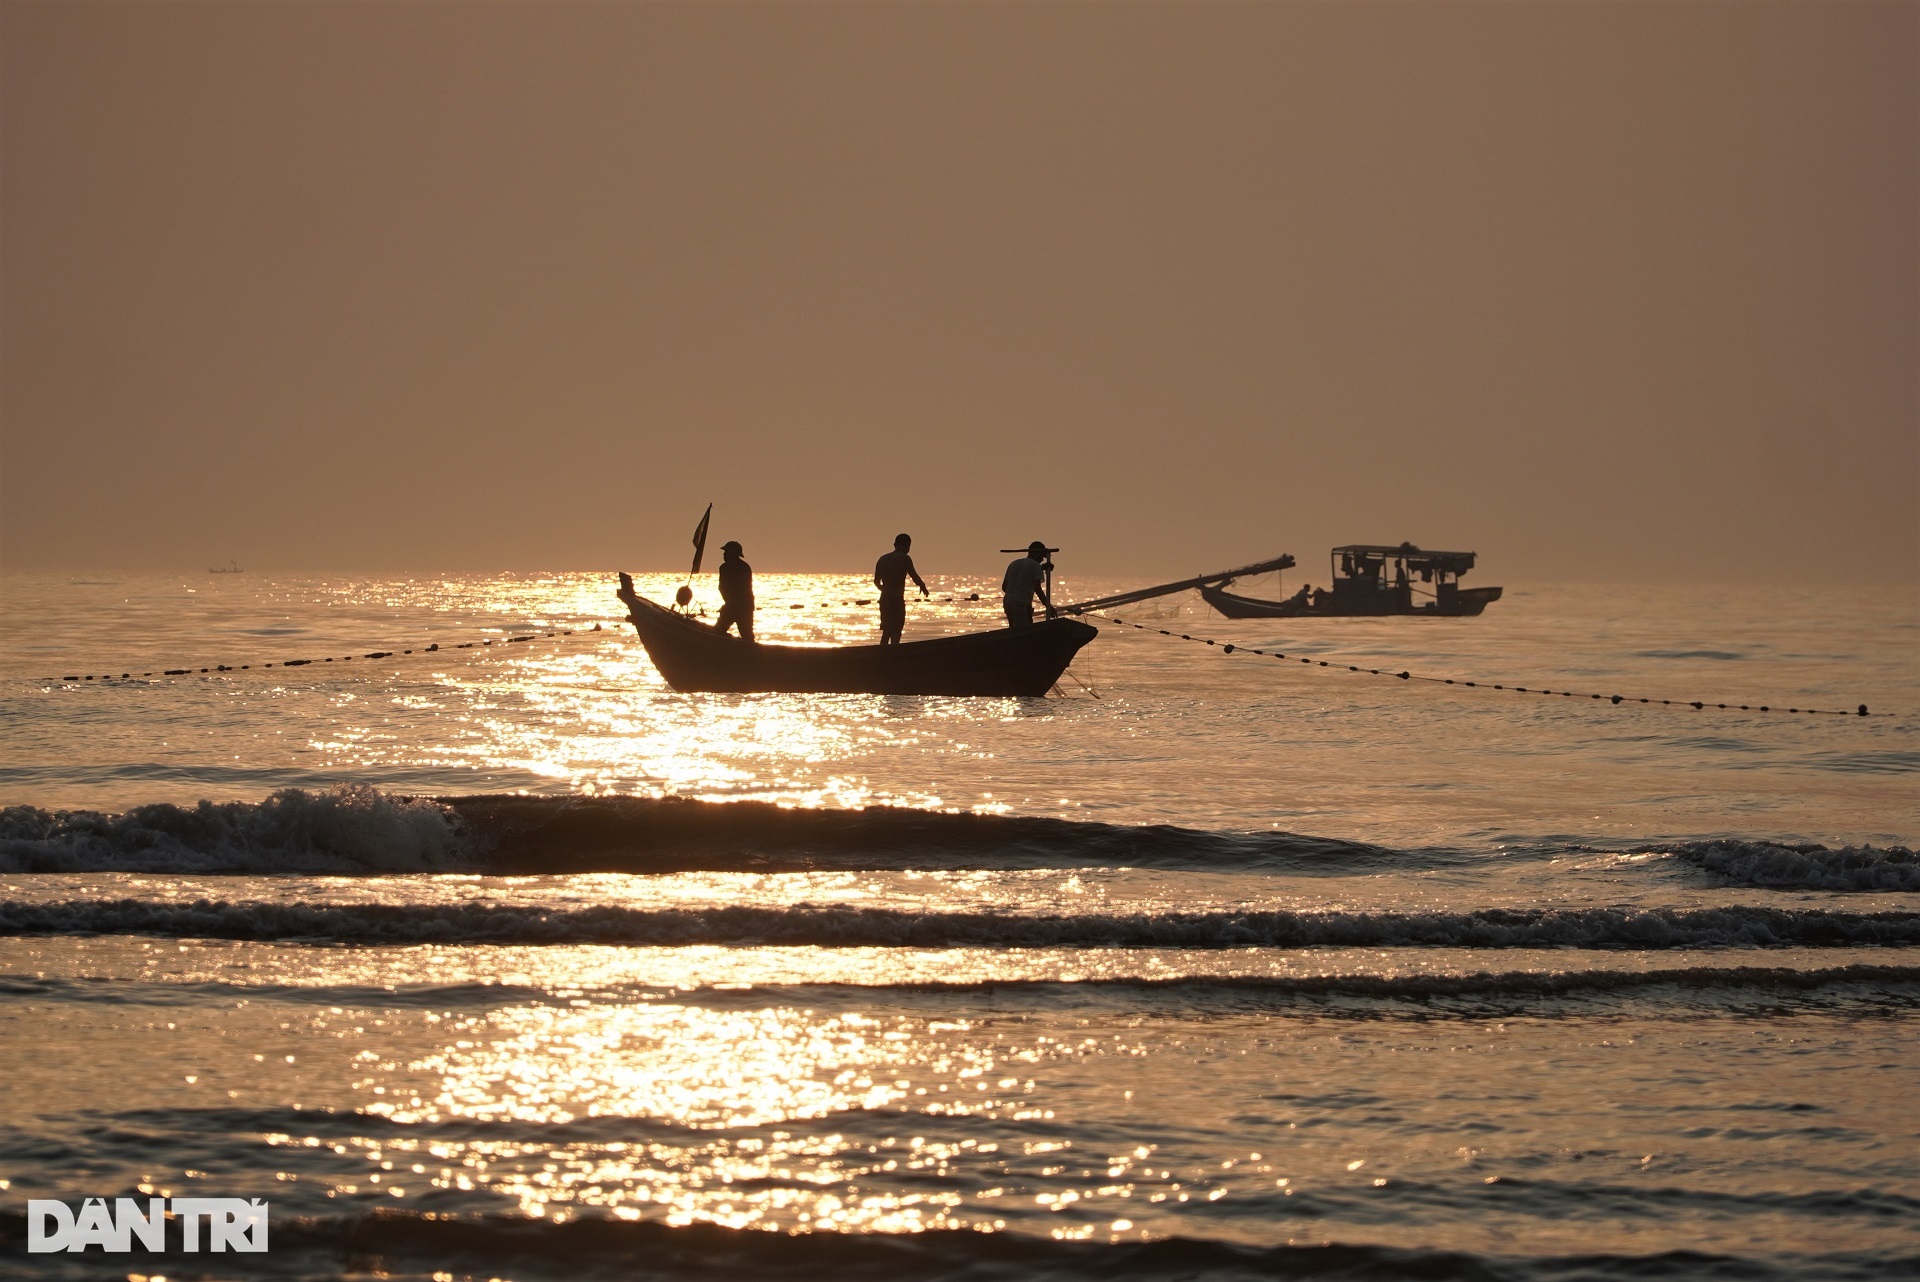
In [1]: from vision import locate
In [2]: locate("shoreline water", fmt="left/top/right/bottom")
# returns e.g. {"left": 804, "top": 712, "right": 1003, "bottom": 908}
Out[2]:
{"left": 2, "top": 573, "right": 1915, "bottom": 1278}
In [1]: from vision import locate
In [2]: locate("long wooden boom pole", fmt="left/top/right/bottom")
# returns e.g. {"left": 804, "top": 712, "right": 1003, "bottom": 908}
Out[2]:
{"left": 1055, "top": 554, "right": 1297, "bottom": 615}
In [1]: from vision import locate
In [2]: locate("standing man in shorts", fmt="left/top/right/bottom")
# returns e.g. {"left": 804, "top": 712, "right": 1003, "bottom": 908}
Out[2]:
{"left": 874, "top": 533, "right": 929, "bottom": 645}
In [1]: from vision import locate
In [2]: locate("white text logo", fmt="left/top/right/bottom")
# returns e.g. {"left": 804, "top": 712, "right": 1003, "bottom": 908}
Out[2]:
{"left": 27, "top": 1198, "right": 269, "bottom": 1253}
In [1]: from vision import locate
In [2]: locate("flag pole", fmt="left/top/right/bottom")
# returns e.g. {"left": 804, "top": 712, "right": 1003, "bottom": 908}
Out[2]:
{"left": 679, "top": 503, "right": 712, "bottom": 612}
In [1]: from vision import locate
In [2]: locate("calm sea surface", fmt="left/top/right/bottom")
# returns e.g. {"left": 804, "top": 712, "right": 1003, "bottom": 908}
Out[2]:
{"left": 1, "top": 571, "right": 1916, "bottom": 1280}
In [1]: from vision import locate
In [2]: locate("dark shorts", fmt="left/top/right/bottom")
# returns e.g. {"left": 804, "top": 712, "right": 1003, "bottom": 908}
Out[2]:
{"left": 879, "top": 597, "right": 906, "bottom": 629}
{"left": 1004, "top": 599, "right": 1034, "bottom": 627}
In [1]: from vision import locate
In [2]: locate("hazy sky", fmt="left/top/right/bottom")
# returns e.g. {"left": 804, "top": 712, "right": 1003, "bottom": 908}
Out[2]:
{"left": 2, "top": 1, "right": 1913, "bottom": 581}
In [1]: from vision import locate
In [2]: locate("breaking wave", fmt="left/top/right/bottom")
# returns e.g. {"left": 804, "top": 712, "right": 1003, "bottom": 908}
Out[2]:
{"left": 0, "top": 786, "right": 466, "bottom": 874}
{"left": 3, "top": 899, "right": 1916, "bottom": 948}
{"left": 6, "top": 789, "right": 1915, "bottom": 889}
{"left": 1664, "top": 840, "right": 1920, "bottom": 892}
{"left": 0, "top": 788, "right": 1418, "bottom": 875}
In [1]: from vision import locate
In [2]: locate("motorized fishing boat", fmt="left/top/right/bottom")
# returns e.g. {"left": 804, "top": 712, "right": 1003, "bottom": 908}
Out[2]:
{"left": 616, "top": 573, "right": 1096, "bottom": 696}
{"left": 1199, "top": 544, "right": 1502, "bottom": 618}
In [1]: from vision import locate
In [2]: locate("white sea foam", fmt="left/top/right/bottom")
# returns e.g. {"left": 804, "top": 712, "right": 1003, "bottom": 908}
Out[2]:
{"left": 8, "top": 787, "right": 1917, "bottom": 894}
{"left": 0, "top": 787, "right": 1417, "bottom": 874}
{"left": 1667, "top": 840, "right": 1920, "bottom": 892}
{"left": 0, "top": 786, "right": 469, "bottom": 874}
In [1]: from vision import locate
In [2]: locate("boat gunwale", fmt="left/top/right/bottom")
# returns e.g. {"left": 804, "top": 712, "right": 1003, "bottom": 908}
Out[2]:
{"left": 620, "top": 589, "right": 1095, "bottom": 658}
{"left": 614, "top": 578, "right": 1097, "bottom": 695}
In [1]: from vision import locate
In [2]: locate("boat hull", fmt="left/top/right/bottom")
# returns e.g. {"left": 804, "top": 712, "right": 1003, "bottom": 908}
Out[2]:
{"left": 618, "top": 585, "right": 1096, "bottom": 696}
{"left": 1199, "top": 583, "right": 1502, "bottom": 618}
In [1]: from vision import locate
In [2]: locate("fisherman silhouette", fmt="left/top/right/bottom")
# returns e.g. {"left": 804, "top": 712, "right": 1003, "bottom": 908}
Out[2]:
{"left": 1002, "top": 541, "right": 1055, "bottom": 627}
{"left": 874, "top": 533, "right": 929, "bottom": 645}
{"left": 714, "top": 541, "right": 754, "bottom": 642}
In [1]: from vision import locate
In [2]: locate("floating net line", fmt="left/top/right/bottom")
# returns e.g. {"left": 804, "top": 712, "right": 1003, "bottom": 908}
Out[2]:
{"left": 39, "top": 626, "right": 607, "bottom": 684}
{"left": 30, "top": 603, "right": 1889, "bottom": 719}
{"left": 1087, "top": 612, "right": 1879, "bottom": 718}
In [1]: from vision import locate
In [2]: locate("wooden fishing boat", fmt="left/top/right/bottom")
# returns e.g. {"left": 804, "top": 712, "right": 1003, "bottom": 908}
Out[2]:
{"left": 1197, "top": 582, "right": 1314, "bottom": 618}
{"left": 616, "top": 574, "right": 1096, "bottom": 696}
{"left": 1199, "top": 544, "right": 1502, "bottom": 618}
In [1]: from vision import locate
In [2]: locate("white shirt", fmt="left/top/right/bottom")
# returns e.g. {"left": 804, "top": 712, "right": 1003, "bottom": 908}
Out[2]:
{"left": 1002, "top": 556, "right": 1047, "bottom": 603}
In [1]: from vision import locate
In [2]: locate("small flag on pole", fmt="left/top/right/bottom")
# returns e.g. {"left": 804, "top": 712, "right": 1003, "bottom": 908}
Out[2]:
{"left": 689, "top": 503, "right": 713, "bottom": 577}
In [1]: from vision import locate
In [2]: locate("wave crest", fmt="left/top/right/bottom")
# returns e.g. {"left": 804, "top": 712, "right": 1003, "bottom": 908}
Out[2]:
{"left": 1667, "top": 840, "right": 1920, "bottom": 892}
{"left": 0, "top": 786, "right": 469, "bottom": 874}
{"left": 3, "top": 900, "right": 1915, "bottom": 948}
{"left": 0, "top": 788, "right": 1410, "bottom": 875}
{"left": 6, "top": 788, "right": 1915, "bottom": 885}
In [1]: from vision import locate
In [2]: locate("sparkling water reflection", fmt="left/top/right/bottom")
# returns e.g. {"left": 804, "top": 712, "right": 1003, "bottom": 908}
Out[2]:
{"left": 3, "top": 572, "right": 1914, "bottom": 845}
{"left": 2, "top": 572, "right": 1915, "bottom": 1279}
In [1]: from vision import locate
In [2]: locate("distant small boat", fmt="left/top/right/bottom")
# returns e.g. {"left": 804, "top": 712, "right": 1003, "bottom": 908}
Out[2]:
{"left": 1201, "top": 544, "right": 1502, "bottom": 618}
{"left": 617, "top": 574, "right": 1095, "bottom": 696}
{"left": 208, "top": 561, "right": 243, "bottom": 574}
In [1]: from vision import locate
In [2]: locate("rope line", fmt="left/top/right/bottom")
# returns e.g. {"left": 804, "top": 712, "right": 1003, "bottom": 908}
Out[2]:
{"left": 40, "top": 605, "right": 1886, "bottom": 718}
{"left": 42, "top": 625, "right": 607, "bottom": 684}
{"left": 40, "top": 596, "right": 982, "bottom": 684}
{"left": 1090, "top": 612, "right": 1879, "bottom": 718}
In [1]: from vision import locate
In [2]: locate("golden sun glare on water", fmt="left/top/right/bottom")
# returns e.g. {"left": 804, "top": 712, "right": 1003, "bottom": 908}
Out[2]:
{"left": 383, "top": 1004, "right": 1012, "bottom": 1231}
{"left": 284, "top": 946, "right": 1095, "bottom": 1236}
{"left": 337, "top": 571, "right": 1031, "bottom": 809}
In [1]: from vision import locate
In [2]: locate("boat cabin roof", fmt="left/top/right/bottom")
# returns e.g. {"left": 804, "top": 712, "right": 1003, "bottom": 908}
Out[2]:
{"left": 1333, "top": 544, "right": 1477, "bottom": 574}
